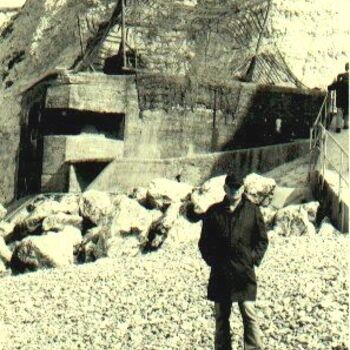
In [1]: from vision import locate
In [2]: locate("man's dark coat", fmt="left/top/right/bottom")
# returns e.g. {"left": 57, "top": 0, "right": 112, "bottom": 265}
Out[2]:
{"left": 198, "top": 194, "right": 268, "bottom": 302}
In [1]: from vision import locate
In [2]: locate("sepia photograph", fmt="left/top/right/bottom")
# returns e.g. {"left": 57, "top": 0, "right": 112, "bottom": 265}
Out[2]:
{"left": 0, "top": 0, "right": 348, "bottom": 349}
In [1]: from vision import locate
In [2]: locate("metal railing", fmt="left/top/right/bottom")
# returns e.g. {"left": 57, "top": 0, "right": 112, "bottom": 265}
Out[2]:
{"left": 309, "top": 92, "right": 349, "bottom": 231}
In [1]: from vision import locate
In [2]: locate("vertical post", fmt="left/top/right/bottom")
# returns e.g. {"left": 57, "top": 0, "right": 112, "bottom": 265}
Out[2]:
{"left": 321, "top": 128, "right": 326, "bottom": 188}
{"left": 213, "top": 89, "right": 217, "bottom": 129}
{"left": 338, "top": 152, "right": 343, "bottom": 199}
{"left": 308, "top": 128, "right": 313, "bottom": 181}
{"left": 121, "top": 0, "right": 126, "bottom": 69}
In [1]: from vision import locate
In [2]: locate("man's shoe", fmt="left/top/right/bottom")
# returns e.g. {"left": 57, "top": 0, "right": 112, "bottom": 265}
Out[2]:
{"left": 336, "top": 128, "right": 341, "bottom": 133}
{"left": 343, "top": 125, "right": 349, "bottom": 130}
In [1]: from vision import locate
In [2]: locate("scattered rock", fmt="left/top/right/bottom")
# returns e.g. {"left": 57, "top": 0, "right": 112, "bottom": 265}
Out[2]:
{"left": 318, "top": 221, "right": 339, "bottom": 237}
{"left": 0, "top": 221, "right": 15, "bottom": 242}
{"left": 243, "top": 173, "right": 276, "bottom": 206}
{"left": 260, "top": 207, "right": 277, "bottom": 227}
{"left": 79, "top": 190, "right": 114, "bottom": 225}
{"left": 58, "top": 194, "right": 80, "bottom": 215}
{"left": 42, "top": 213, "right": 83, "bottom": 232}
{"left": 274, "top": 204, "right": 316, "bottom": 236}
{"left": 10, "top": 227, "right": 82, "bottom": 274}
{"left": 90, "top": 195, "right": 161, "bottom": 258}
{"left": 146, "top": 178, "right": 193, "bottom": 210}
{"left": 128, "top": 187, "right": 148, "bottom": 206}
{"left": 22, "top": 200, "right": 66, "bottom": 233}
{"left": 302, "top": 201, "right": 320, "bottom": 223}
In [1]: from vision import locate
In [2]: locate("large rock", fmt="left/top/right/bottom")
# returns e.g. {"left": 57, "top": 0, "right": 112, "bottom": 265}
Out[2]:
{"left": 243, "top": 173, "right": 277, "bottom": 206}
{"left": 88, "top": 196, "right": 162, "bottom": 258}
{"left": 0, "top": 237, "right": 11, "bottom": 264}
{"left": 22, "top": 199, "right": 70, "bottom": 233}
{"left": 79, "top": 190, "right": 114, "bottom": 225}
{"left": 58, "top": 194, "right": 80, "bottom": 215}
{"left": 146, "top": 178, "right": 193, "bottom": 210}
{"left": 0, "top": 221, "right": 15, "bottom": 242}
{"left": 191, "top": 175, "right": 226, "bottom": 214}
{"left": 146, "top": 203, "right": 202, "bottom": 250}
{"left": 128, "top": 187, "right": 148, "bottom": 206}
{"left": 302, "top": 201, "right": 319, "bottom": 223}
{"left": 42, "top": 213, "right": 83, "bottom": 232}
{"left": 273, "top": 204, "right": 316, "bottom": 236}
{"left": 260, "top": 207, "right": 277, "bottom": 227}
{"left": 318, "top": 219, "right": 340, "bottom": 237}
{"left": 10, "top": 226, "right": 82, "bottom": 274}
{"left": 0, "top": 204, "right": 6, "bottom": 221}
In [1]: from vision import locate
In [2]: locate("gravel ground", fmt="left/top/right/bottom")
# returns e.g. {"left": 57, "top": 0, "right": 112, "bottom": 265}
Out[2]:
{"left": 0, "top": 233, "right": 348, "bottom": 350}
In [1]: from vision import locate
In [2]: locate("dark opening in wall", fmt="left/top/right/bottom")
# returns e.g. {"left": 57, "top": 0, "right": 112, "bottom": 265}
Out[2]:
{"left": 17, "top": 102, "right": 44, "bottom": 198}
{"left": 103, "top": 50, "right": 142, "bottom": 75}
{"left": 41, "top": 109, "right": 125, "bottom": 140}
{"left": 73, "top": 162, "right": 109, "bottom": 192}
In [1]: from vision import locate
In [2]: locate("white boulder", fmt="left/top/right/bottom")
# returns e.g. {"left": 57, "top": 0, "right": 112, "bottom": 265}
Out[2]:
{"left": 128, "top": 187, "right": 148, "bottom": 206}
{"left": 89, "top": 196, "right": 161, "bottom": 258}
{"left": 42, "top": 213, "right": 83, "bottom": 232}
{"left": 243, "top": 173, "right": 276, "bottom": 206}
{"left": 302, "top": 201, "right": 320, "bottom": 223}
{"left": 58, "top": 194, "right": 80, "bottom": 215}
{"left": 0, "top": 237, "right": 11, "bottom": 264}
{"left": 260, "top": 207, "right": 277, "bottom": 227}
{"left": 79, "top": 190, "right": 114, "bottom": 225}
{"left": 10, "top": 227, "right": 82, "bottom": 273}
{"left": 274, "top": 204, "right": 316, "bottom": 236}
{"left": 0, "top": 221, "right": 15, "bottom": 241}
{"left": 22, "top": 199, "right": 77, "bottom": 233}
{"left": 191, "top": 175, "right": 226, "bottom": 214}
{"left": 146, "top": 178, "right": 193, "bottom": 209}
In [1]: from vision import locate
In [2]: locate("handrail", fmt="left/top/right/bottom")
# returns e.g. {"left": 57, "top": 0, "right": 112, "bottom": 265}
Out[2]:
{"left": 312, "top": 94, "right": 328, "bottom": 128}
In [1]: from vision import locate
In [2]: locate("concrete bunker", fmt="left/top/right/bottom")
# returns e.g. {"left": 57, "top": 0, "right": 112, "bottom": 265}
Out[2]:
{"left": 15, "top": 71, "right": 324, "bottom": 197}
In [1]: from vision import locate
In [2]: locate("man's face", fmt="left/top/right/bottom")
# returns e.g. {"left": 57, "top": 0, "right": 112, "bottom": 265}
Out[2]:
{"left": 224, "top": 184, "right": 241, "bottom": 201}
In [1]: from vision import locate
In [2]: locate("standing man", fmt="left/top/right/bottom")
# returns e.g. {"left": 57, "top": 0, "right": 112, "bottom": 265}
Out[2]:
{"left": 198, "top": 174, "right": 268, "bottom": 350}
{"left": 328, "top": 62, "right": 349, "bottom": 133}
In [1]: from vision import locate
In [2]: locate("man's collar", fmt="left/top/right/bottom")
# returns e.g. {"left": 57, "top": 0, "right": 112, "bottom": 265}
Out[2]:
{"left": 222, "top": 193, "right": 245, "bottom": 212}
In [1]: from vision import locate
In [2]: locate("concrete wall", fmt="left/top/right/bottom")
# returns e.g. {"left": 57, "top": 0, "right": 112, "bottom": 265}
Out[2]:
{"left": 41, "top": 135, "right": 124, "bottom": 192}
{"left": 89, "top": 140, "right": 310, "bottom": 191}
{"left": 45, "top": 74, "right": 324, "bottom": 159}
{"left": 310, "top": 170, "right": 349, "bottom": 233}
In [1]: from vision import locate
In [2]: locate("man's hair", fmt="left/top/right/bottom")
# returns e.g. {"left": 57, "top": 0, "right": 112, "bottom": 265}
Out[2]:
{"left": 224, "top": 174, "right": 242, "bottom": 189}
{"left": 345, "top": 62, "right": 349, "bottom": 72}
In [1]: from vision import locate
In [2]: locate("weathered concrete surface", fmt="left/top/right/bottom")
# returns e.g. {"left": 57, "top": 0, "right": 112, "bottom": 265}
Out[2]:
{"left": 45, "top": 73, "right": 139, "bottom": 114}
{"left": 89, "top": 140, "right": 309, "bottom": 191}
{"left": 41, "top": 135, "right": 124, "bottom": 192}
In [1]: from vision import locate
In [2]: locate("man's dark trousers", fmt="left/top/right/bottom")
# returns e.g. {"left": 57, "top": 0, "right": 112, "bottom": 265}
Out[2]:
{"left": 215, "top": 300, "right": 263, "bottom": 350}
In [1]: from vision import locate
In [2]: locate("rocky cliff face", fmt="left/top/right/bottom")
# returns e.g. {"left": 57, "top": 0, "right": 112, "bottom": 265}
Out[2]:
{"left": 0, "top": 0, "right": 348, "bottom": 204}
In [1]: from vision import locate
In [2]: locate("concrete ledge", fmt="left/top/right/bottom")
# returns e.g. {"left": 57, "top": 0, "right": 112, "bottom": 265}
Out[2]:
{"left": 89, "top": 140, "right": 310, "bottom": 191}
{"left": 45, "top": 74, "right": 138, "bottom": 113}
{"left": 43, "top": 135, "right": 124, "bottom": 176}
